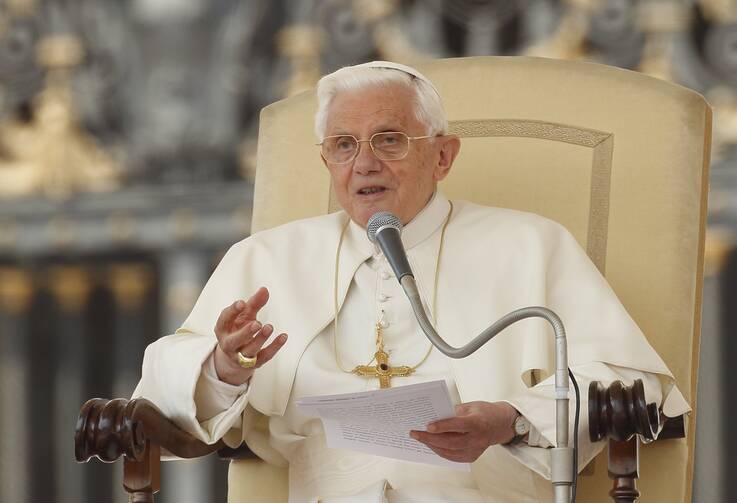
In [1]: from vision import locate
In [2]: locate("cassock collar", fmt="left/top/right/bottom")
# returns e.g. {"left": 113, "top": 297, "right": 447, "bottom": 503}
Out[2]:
{"left": 346, "top": 191, "right": 451, "bottom": 256}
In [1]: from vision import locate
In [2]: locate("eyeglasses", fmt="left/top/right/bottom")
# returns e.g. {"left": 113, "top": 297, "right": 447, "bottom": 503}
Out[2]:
{"left": 317, "top": 131, "right": 435, "bottom": 164}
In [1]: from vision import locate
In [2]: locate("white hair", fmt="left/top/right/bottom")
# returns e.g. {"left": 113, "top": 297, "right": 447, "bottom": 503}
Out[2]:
{"left": 314, "top": 65, "right": 448, "bottom": 139}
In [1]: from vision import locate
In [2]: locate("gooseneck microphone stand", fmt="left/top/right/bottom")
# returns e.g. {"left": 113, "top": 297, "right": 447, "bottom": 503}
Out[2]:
{"left": 367, "top": 212, "right": 574, "bottom": 503}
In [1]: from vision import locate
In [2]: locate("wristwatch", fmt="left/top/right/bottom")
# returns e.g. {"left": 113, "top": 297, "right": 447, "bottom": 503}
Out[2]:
{"left": 510, "top": 414, "right": 531, "bottom": 444}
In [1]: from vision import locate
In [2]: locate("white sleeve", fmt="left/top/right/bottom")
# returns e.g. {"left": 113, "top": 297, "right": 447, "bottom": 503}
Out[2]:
{"left": 195, "top": 351, "right": 250, "bottom": 420}
{"left": 132, "top": 332, "right": 251, "bottom": 444}
{"left": 501, "top": 361, "right": 664, "bottom": 480}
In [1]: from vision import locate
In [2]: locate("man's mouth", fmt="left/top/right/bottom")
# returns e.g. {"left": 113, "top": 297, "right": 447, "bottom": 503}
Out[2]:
{"left": 357, "top": 186, "right": 387, "bottom": 195}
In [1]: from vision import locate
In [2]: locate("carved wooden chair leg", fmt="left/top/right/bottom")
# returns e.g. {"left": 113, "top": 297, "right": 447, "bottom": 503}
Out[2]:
{"left": 608, "top": 437, "right": 639, "bottom": 503}
{"left": 123, "top": 441, "right": 160, "bottom": 503}
{"left": 76, "top": 398, "right": 227, "bottom": 500}
{"left": 589, "top": 379, "right": 659, "bottom": 503}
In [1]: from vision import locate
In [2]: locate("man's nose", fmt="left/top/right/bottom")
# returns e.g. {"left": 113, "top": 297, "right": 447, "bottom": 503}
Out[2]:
{"left": 352, "top": 141, "right": 381, "bottom": 175}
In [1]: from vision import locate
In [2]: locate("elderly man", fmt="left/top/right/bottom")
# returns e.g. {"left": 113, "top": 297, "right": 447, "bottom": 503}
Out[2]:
{"left": 134, "top": 61, "right": 688, "bottom": 502}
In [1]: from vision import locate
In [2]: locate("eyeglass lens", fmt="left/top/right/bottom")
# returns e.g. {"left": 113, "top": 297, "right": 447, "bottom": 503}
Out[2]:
{"left": 322, "top": 132, "right": 409, "bottom": 163}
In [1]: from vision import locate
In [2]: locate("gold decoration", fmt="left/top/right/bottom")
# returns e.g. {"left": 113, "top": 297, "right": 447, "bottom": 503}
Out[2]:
{"left": 355, "top": 0, "right": 418, "bottom": 63}
{"left": 236, "top": 351, "right": 258, "bottom": 369}
{"left": 0, "top": 268, "right": 33, "bottom": 314}
{"left": 637, "top": 1, "right": 689, "bottom": 33}
{"left": 276, "top": 25, "right": 322, "bottom": 97}
{"left": 698, "top": 0, "right": 737, "bottom": 23}
{"left": 36, "top": 34, "right": 84, "bottom": 68}
{"left": 636, "top": 1, "right": 686, "bottom": 84}
{"left": 108, "top": 264, "right": 153, "bottom": 312}
{"left": 237, "top": 137, "right": 258, "bottom": 182}
{"left": 705, "top": 226, "right": 735, "bottom": 276}
{"left": 6, "top": 0, "right": 37, "bottom": 17}
{"left": 373, "top": 23, "right": 425, "bottom": 63}
{"left": 0, "top": 34, "right": 120, "bottom": 199}
{"left": 564, "top": 0, "right": 601, "bottom": 10}
{"left": 276, "top": 25, "right": 322, "bottom": 59}
{"left": 706, "top": 86, "right": 737, "bottom": 162}
{"left": 353, "top": 323, "right": 415, "bottom": 389}
{"left": 333, "top": 203, "right": 454, "bottom": 387}
{"left": 354, "top": 0, "right": 398, "bottom": 23}
{"left": 48, "top": 266, "right": 92, "bottom": 313}
{"left": 524, "top": 7, "right": 588, "bottom": 60}
{"left": 637, "top": 34, "right": 676, "bottom": 83}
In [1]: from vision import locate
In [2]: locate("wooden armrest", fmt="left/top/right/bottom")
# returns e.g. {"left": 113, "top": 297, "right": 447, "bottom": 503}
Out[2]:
{"left": 75, "top": 397, "right": 225, "bottom": 463}
{"left": 75, "top": 397, "right": 254, "bottom": 502}
{"left": 588, "top": 379, "right": 686, "bottom": 503}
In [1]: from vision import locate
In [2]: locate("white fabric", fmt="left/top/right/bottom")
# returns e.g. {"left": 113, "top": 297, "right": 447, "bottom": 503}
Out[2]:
{"left": 134, "top": 191, "right": 690, "bottom": 502}
{"left": 353, "top": 60, "right": 441, "bottom": 97}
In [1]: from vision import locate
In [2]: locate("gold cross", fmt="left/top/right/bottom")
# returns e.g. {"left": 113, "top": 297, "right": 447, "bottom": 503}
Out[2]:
{"left": 352, "top": 323, "right": 414, "bottom": 388}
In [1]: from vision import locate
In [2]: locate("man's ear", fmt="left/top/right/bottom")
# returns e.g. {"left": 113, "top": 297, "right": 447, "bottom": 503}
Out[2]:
{"left": 434, "top": 135, "right": 461, "bottom": 182}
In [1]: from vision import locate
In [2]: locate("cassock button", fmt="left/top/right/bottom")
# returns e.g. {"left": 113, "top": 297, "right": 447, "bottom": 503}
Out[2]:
{"left": 378, "top": 293, "right": 390, "bottom": 302}
{"left": 380, "top": 271, "right": 391, "bottom": 280}
{"left": 378, "top": 319, "right": 390, "bottom": 328}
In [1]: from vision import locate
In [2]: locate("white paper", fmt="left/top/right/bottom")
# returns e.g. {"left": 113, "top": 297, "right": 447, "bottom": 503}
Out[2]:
{"left": 296, "top": 380, "right": 469, "bottom": 470}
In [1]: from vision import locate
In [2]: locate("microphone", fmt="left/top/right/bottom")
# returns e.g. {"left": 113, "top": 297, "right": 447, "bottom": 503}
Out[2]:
{"left": 366, "top": 210, "right": 574, "bottom": 503}
{"left": 366, "top": 212, "right": 415, "bottom": 280}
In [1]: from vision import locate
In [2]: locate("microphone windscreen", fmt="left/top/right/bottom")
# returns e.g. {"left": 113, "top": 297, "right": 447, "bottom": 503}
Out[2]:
{"left": 367, "top": 212, "right": 402, "bottom": 242}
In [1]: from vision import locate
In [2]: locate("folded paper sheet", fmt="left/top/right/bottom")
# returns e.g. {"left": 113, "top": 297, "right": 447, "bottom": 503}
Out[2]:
{"left": 296, "top": 380, "right": 470, "bottom": 470}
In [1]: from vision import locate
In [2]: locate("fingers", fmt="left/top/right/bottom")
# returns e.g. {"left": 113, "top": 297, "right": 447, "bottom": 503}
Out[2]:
{"left": 410, "top": 430, "right": 469, "bottom": 451}
{"left": 222, "top": 321, "right": 287, "bottom": 363}
{"left": 422, "top": 443, "right": 474, "bottom": 463}
{"left": 215, "top": 288, "right": 270, "bottom": 337}
{"left": 240, "top": 287, "right": 269, "bottom": 320}
{"left": 426, "top": 415, "right": 476, "bottom": 434}
{"left": 220, "top": 321, "right": 267, "bottom": 354}
{"left": 410, "top": 429, "right": 485, "bottom": 463}
{"left": 454, "top": 403, "right": 473, "bottom": 415}
{"left": 215, "top": 299, "right": 247, "bottom": 336}
{"left": 235, "top": 323, "right": 274, "bottom": 356}
{"left": 255, "top": 333, "right": 288, "bottom": 367}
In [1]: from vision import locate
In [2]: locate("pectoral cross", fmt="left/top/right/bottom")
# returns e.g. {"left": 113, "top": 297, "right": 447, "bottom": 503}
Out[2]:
{"left": 352, "top": 323, "right": 414, "bottom": 388}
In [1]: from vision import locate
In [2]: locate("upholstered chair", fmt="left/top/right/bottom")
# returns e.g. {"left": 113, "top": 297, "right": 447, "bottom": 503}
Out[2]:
{"left": 76, "top": 55, "right": 711, "bottom": 503}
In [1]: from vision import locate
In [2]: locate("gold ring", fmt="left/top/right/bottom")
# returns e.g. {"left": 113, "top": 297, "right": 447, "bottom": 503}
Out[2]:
{"left": 236, "top": 351, "right": 257, "bottom": 369}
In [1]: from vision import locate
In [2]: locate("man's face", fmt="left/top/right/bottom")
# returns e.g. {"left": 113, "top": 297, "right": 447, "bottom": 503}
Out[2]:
{"left": 322, "top": 83, "right": 459, "bottom": 227}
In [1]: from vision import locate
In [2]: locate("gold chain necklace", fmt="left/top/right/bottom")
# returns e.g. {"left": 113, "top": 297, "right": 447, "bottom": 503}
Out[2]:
{"left": 332, "top": 201, "right": 454, "bottom": 388}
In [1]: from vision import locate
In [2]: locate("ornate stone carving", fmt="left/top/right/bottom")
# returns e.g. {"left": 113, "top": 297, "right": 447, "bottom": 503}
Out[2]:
{"left": 0, "top": 34, "right": 119, "bottom": 199}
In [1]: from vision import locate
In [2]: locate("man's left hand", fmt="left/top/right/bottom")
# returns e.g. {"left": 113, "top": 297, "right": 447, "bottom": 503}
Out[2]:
{"left": 410, "top": 401, "right": 519, "bottom": 463}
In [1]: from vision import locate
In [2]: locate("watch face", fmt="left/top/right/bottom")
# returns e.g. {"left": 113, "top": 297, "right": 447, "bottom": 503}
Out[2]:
{"left": 514, "top": 416, "right": 530, "bottom": 436}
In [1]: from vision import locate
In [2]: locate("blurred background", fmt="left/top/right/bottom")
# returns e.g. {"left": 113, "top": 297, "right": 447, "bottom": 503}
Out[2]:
{"left": 0, "top": 0, "right": 733, "bottom": 502}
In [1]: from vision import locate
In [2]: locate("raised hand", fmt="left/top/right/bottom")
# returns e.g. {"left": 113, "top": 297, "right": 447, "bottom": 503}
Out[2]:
{"left": 213, "top": 287, "right": 287, "bottom": 386}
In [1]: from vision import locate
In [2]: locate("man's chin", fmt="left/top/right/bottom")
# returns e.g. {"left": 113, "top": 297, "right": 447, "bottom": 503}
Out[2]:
{"left": 352, "top": 207, "right": 394, "bottom": 228}
{"left": 348, "top": 200, "right": 398, "bottom": 227}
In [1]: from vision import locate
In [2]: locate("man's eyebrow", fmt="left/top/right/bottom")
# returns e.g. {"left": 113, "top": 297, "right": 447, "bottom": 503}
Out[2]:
{"left": 326, "top": 129, "right": 354, "bottom": 136}
{"left": 326, "top": 126, "right": 402, "bottom": 137}
{"left": 372, "top": 125, "right": 403, "bottom": 134}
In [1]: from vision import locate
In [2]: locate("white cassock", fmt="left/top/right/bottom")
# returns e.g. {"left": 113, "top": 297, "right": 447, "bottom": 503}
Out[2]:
{"left": 134, "top": 191, "right": 690, "bottom": 503}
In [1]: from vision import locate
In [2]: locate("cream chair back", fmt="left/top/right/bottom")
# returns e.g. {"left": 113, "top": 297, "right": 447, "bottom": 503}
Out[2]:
{"left": 241, "top": 56, "right": 711, "bottom": 503}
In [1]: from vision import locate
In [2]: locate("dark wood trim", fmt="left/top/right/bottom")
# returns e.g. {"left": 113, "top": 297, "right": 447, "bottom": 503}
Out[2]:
{"left": 589, "top": 378, "right": 687, "bottom": 503}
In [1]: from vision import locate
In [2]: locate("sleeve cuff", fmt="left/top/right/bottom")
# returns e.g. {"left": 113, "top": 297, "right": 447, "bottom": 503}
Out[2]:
{"left": 195, "top": 352, "right": 250, "bottom": 421}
